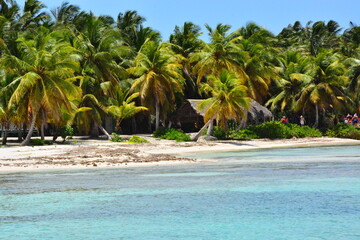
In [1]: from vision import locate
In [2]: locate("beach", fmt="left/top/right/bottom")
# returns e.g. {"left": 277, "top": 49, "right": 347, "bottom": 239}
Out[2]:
{"left": 1, "top": 136, "right": 360, "bottom": 173}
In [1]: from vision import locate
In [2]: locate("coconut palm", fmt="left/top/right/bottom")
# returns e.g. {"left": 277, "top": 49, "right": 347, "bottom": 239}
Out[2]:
{"left": 198, "top": 69, "right": 250, "bottom": 129}
{"left": 129, "top": 40, "right": 184, "bottom": 129}
{"left": 190, "top": 24, "right": 247, "bottom": 83}
{"left": 1, "top": 27, "right": 81, "bottom": 145}
{"left": 107, "top": 89, "right": 147, "bottom": 132}
{"left": 71, "top": 15, "right": 130, "bottom": 137}
{"left": 170, "top": 21, "right": 203, "bottom": 98}
{"left": 50, "top": 1, "right": 80, "bottom": 26}
{"left": 267, "top": 51, "right": 313, "bottom": 113}
{"left": 19, "top": 0, "right": 50, "bottom": 31}
{"left": 116, "top": 10, "right": 160, "bottom": 52}
{"left": 296, "top": 50, "right": 348, "bottom": 127}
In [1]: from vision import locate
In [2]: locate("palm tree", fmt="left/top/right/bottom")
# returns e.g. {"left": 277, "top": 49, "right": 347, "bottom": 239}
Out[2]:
{"left": 129, "top": 40, "right": 184, "bottom": 130}
{"left": 170, "top": 21, "right": 203, "bottom": 98}
{"left": 1, "top": 27, "right": 81, "bottom": 145}
{"left": 50, "top": 1, "right": 80, "bottom": 26}
{"left": 72, "top": 15, "right": 130, "bottom": 137}
{"left": 296, "top": 50, "right": 348, "bottom": 127}
{"left": 190, "top": 24, "right": 246, "bottom": 83}
{"left": 19, "top": 0, "right": 50, "bottom": 31}
{"left": 192, "top": 69, "right": 249, "bottom": 139}
{"left": 107, "top": 89, "right": 147, "bottom": 132}
{"left": 116, "top": 10, "right": 160, "bottom": 52}
{"left": 267, "top": 51, "right": 312, "bottom": 113}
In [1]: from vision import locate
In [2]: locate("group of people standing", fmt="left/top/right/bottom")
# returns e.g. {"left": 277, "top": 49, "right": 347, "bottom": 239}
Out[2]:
{"left": 280, "top": 113, "right": 359, "bottom": 127}
{"left": 340, "top": 113, "right": 358, "bottom": 124}
{"left": 281, "top": 115, "right": 306, "bottom": 126}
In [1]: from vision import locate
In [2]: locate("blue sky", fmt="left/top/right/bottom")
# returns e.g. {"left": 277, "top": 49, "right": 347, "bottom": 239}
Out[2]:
{"left": 17, "top": 0, "right": 360, "bottom": 41}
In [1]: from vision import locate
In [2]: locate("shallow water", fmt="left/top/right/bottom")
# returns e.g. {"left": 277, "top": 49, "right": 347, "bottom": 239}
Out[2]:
{"left": 1, "top": 146, "right": 360, "bottom": 240}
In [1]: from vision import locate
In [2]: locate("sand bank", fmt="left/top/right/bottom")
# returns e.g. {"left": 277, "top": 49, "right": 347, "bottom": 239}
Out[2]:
{"left": 0, "top": 136, "right": 359, "bottom": 173}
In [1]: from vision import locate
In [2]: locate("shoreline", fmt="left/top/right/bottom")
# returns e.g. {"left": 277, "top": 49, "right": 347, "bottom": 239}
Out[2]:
{"left": 1, "top": 136, "right": 359, "bottom": 173}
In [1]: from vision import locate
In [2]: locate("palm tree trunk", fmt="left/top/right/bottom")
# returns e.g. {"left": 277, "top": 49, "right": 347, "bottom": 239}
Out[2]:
{"left": 131, "top": 117, "right": 137, "bottom": 134}
{"left": 207, "top": 118, "right": 214, "bottom": 135}
{"left": 236, "top": 118, "right": 247, "bottom": 131}
{"left": 41, "top": 119, "right": 45, "bottom": 140}
{"left": 2, "top": 122, "right": 9, "bottom": 145}
{"left": 18, "top": 123, "right": 23, "bottom": 141}
{"left": 99, "top": 125, "right": 111, "bottom": 139}
{"left": 314, "top": 103, "right": 319, "bottom": 128}
{"left": 155, "top": 99, "right": 160, "bottom": 130}
{"left": 21, "top": 112, "right": 37, "bottom": 146}
{"left": 115, "top": 119, "right": 122, "bottom": 133}
{"left": 90, "top": 122, "right": 100, "bottom": 138}
{"left": 191, "top": 119, "right": 212, "bottom": 141}
{"left": 40, "top": 109, "right": 46, "bottom": 140}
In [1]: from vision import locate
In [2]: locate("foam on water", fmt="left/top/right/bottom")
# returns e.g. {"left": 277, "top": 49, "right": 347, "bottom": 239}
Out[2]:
{"left": 1, "top": 146, "right": 360, "bottom": 240}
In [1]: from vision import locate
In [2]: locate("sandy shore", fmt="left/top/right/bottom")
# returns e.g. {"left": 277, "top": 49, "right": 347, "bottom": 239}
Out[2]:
{"left": 1, "top": 136, "right": 359, "bottom": 173}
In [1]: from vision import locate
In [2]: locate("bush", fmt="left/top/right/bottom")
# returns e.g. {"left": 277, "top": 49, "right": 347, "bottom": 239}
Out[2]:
{"left": 60, "top": 125, "right": 74, "bottom": 141}
{"left": 326, "top": 123, "right": 360, "bottom": 140}
{"left": 110, "top": 133, "right": 122, "bottom": 142}
{"left": 230, "top": 121, "right": 322, "bottom": 140}
{"left": 152, "top": 127, "right": 169, "bottom": 138}
{"left": 230, "top": 129, "right": 260, "bottom": 140}
{"left": 30, "top": 139, "right": 53, "bottom": 146}
{"left": 213, "top": 126, "right": 228, "bottom": 140}
{"left": 287, "top": 124, "right": 322, "bottom": 138}
{"left": 126, "top": 136, "right": 150, "bottom": 143}
{"left": 153, "top": 128, "right": 191, "bottom": 142}
{"left": 249, "top": 121, "right": 292, "bottom": 139}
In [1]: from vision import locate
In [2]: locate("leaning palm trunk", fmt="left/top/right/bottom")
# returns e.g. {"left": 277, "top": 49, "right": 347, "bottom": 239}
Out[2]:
{"left": 21, "top": 113, "right": 37, "bottom": 146}
{"left": 314, "top": 103, "right": 319, "bottom": 128}
{"left": 235, "top": 118, "right": 247, "bottom": 131}
{"left": 191, "top": 119, "right": 212, "bottom": 141}
{"left": 207, "top": 118, "right": 214, "bottom": 135}
{"left": 98, "top": 125, "right": 111, "bottom": 140}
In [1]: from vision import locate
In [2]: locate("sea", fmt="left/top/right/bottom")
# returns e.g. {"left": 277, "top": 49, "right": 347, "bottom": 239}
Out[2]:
{"left": 1, "top": 145, "right": 360, "bottom": 240}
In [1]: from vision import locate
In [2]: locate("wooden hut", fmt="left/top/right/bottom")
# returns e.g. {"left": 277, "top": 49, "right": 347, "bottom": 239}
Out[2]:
{"left": 172, "top": 99, "right": 273, "bottom": 132}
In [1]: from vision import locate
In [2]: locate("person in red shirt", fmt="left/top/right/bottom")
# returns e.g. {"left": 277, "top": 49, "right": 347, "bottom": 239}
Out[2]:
{"left": 281, "top": 116, "right": 288, "bottom": 124}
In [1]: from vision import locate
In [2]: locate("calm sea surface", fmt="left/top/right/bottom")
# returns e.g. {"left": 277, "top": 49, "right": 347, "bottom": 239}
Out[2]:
{"left": 1, "top": 146, "right": 360, "bottom": 240}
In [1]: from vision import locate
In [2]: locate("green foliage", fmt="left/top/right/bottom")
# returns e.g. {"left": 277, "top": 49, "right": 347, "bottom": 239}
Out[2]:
{"left": 287, "top": 124, "right": 323, "bottom": 138}
{"left": 30, "top": 139, "right": 53, "bottom": 146}
{"left": 152, "top": 127, "right": 169, "bottom": 138}
{"left": 230, "top": 121, "right": 322, "bottom": 139}
{"left": 248, "top": 121, "right": 293, "bottom": 139}
{"left": 213, "top": 126, "right": 228, "bottom": 140}
{"left": 326, "top": 124, "right": 360, "bottom": 140}
{"left": 230, "top": 129, "right": 260, "bottom": 140}
{"left": 110, "top": 133, "right": 123, "bottom": 142}
{"left": 60, "top": 125, "right": 74, "bottom": 141}
{"left": 126, "top": 136, "right": 150, "bottom": 143}
{"left": 153, "top": 128, "right": 190, "bottom": 142}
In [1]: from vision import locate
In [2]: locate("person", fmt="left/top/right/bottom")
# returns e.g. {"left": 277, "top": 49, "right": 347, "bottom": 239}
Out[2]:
{"left": 352, "top": 113, "right": 358, "bottom": 124}
{"left": 300, "top": 115, "right": 306, "bottom": 127}
{"left": 281, "top": 116, "right": 288, "bottom": 124}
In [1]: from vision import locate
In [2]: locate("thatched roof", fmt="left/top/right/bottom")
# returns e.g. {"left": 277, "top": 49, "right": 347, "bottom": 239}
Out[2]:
{"left": 174, "top": 99, "right": 273, "bottom": 123}
{"left": 247, "top": 99, "right": 273, "bottom": 119}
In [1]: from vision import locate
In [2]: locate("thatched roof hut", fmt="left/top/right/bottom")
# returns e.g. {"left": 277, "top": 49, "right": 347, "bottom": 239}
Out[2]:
{"left": 173, "top": 99, "right": 273, "bottom": 131}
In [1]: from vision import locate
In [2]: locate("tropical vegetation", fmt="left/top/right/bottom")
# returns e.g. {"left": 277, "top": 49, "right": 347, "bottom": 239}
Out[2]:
{"left": 1, "top": 1, "right": 360, "bottom": 145}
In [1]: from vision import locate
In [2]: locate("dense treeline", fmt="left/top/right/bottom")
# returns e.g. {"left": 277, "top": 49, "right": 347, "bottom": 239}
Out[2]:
{"left": 0, "top": 0, "right": 359, "bottom": 145}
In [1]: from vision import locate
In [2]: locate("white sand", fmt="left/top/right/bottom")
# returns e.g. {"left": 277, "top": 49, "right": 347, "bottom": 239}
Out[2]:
{"left": 1, "top": 136, "right": 359, "bottom": 173}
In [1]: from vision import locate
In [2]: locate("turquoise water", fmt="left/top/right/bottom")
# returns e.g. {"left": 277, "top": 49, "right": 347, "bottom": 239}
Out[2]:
{"left": 1, "top": 146, "right": 360, "bottom": 240}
